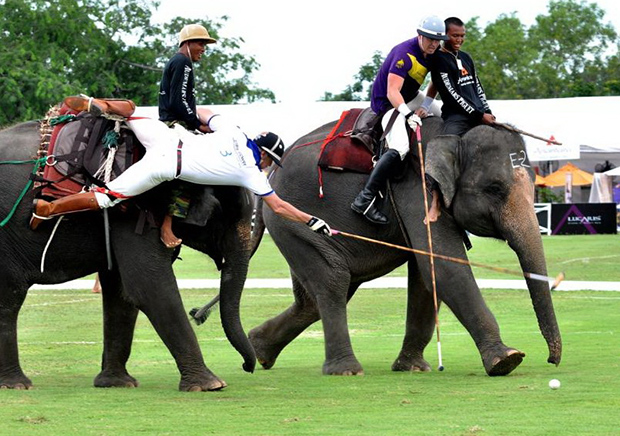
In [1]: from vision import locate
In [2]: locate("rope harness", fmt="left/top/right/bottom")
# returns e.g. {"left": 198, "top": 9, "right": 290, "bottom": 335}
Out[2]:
{"left": 1, "top": 107, "right": 135, "bottom": 274}
{"left": 0, "top": 157, "right": 47, "bottom": 227}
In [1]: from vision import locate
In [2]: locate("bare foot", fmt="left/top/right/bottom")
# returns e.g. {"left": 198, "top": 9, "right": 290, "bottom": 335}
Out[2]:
{"left": 423, "top": 191, "right": 442, "bottom": 225}
{"left": 92, "top": 276, "right": 102, "bottom": 293}
{"left": 160, "top": 215, "right": 182, "bottom": 248}
{"left": 160, "top": 233, "right": 182, "bottom": 248}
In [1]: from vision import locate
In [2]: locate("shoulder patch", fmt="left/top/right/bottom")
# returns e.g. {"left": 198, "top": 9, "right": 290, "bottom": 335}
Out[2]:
{"left": 396, "top": 59, "right": 405, "bottom": 69}
{"left": 406, "top": 53, "right": 429, "bottom": 85}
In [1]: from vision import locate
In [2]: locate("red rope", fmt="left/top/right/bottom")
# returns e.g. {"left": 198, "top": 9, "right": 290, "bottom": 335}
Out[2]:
{"left": 90, "top": 186, "right": 132, "bottom": 199}
{"left": 276, "top": 111, "right": 352, "bottom": 198}
{"left": 317, "top": 111, "right": 350, "bottom": 198}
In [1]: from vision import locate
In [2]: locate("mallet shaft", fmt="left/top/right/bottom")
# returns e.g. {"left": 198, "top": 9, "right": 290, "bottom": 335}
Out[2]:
{"left": 495, "top": 122, "right": 562, "bottom": 145}
{"left": 332, "top": 230, "right": 564, "bottom": 289}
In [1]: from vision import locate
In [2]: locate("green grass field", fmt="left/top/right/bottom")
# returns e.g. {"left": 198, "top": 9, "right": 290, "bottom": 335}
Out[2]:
{"left": 175, "top": 233, "right": 620, "bottom": 282}
{"left": 2, "top": 234, "right": 619, "bottom": 435}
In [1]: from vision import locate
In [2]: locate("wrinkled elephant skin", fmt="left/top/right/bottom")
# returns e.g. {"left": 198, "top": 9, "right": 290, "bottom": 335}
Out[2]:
{"left": 249, "top": 117, "right": 561, "bottom": 376}
{"left": 0, "top": 121, "right": 255, "bottom": 391}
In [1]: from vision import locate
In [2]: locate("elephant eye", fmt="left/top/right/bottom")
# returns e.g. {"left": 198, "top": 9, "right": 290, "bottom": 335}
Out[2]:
{"left": 483, "top": 181, "right": 508, "bottom": 201}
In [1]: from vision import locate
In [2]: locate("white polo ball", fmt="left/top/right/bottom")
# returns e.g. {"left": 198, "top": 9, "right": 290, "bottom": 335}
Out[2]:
{"left": 549, "top": 379, "right": 561, "bottom": 389}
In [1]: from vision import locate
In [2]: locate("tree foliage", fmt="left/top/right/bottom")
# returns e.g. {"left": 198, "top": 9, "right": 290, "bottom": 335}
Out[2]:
{"left": 0, "top": 0, "right": 274, "bottom": 127}
{"left": 321, "top": 51, "right": 383, "bottom": 101}
{"left": 323, "top": 0, "right": 619, "bottom": 101}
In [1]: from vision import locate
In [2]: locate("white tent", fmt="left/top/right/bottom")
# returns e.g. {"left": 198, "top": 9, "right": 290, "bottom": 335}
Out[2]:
{"left": 135, "top": 95, "right": 620, "bottom": 165}
{"left": 604, "top": 166, "right": 620, "bottom": 176}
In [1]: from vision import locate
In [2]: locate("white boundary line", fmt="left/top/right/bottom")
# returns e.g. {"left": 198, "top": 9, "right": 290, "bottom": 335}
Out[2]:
{"left": 29, "top": 278, "right": 620, "bottom": 291}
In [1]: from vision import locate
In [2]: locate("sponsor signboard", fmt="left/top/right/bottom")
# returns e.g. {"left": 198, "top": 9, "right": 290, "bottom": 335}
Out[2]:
{"left": 535, "top": 203, "right": 617, "bottom": 235}
{"left": 550, "top": 203, "right": 617, "bottom": 235}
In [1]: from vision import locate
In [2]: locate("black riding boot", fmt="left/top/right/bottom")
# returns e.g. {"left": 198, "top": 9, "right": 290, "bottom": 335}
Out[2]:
{"left": 351, "top": 149, "right": 401, "bottom": 224}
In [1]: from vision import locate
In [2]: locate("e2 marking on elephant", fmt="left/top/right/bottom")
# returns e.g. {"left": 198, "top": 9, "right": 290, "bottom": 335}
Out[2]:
{"left": 510, "top": 150, "right": 530, "bottom": 168}
{"left": 248, "top": 117, "right": 563, "bottom": 377}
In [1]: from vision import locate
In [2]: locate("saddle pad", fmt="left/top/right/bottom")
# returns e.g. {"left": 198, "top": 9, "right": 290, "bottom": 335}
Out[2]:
{"left": 317, "top": 108, "right": 373, "bottom": 174}
{"left": 40, "top": 104, "right": 85, "bottom": 198}
{"left": 41, "top": 108, "right": 141, "bottom": 199}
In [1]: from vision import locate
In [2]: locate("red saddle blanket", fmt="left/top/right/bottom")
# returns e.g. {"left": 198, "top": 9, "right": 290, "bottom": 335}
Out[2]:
{"left": 317, "top": 108, "right": 373, "bottom": 174}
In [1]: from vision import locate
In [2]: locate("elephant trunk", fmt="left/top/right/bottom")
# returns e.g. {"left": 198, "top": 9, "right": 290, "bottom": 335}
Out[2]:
{"left": 219, "top": 261, "right": 256, "bottom": 373}
{"left": 501, "top": 169, "right": 562, "bottom": 366}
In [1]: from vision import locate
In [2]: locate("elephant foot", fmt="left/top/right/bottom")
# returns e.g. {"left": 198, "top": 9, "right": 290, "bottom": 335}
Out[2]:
{"left": 0, "top": 372, "right": 33, "bottom": 390}
{"left": 179, "top": 372, "right": 227, "bottom": 392}
{"left": 483, "top": 347, "right": 526, "bottom": 376}
{"left": 94, "top": 370, "right": 139, "bottom": 388}
{"left": 391, "top": 353, "right": 432, "bottom": 372}
{"left": 248, "top": 329, "right": 283, "bottom": 370}
{"left": 322, "top": 357, "right": 364, "bottom": 376}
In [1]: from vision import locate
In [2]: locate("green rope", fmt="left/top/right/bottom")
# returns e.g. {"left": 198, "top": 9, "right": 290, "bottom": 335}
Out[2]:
{"left": 49, "top": 114, "right": 75, "bottom": 126}
{"left": 102, "top": 129, "right": 119, "bottom": 148}
{"left": 0, "top": 157, "right": 47, "bottom": 227}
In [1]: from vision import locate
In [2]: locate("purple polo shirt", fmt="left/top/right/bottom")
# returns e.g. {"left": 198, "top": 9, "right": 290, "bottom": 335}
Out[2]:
{"left": 371, "top": 37, "right": 433, "bottom": 114}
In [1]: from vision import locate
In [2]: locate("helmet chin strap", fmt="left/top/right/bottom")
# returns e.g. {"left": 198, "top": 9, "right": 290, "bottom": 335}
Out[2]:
{"left": 185, "top": 43, "right": 193, "bottom": 64}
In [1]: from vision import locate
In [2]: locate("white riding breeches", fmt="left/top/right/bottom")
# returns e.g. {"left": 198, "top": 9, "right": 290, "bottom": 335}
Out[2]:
{"left": 381, "top": 92, "right": 442, "bottom": 160}
{"left": 95, "top": 119, "right": 178, "bottom": 208}
{"left": 94, "top": 117, "right": 272, "bottom": 209}
{"left": 381, "top": 109, "right": 411, "bottom": 159}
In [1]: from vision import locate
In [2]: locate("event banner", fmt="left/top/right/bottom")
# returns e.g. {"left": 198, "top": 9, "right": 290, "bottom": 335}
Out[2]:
{"left": 550, "top": 203, "right": 617, "bottom": 235}
{"left": 525, "top": 137, "right": 580, "bottom": 161}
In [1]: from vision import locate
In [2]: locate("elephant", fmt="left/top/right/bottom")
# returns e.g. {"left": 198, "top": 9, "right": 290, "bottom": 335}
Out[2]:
{"left": 248, "top": 115, "right": 562, "bottom": 376}
{"left": 0, "top": 120, "right": 257, "bottom": 391}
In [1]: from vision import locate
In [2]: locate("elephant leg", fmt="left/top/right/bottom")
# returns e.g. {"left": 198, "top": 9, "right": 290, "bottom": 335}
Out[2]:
{"left": 315, "top": 272, "right": 363, "bottom": 376}
{"left": 392, "top": 264, "right": 435, "bottom": 372}
{"left": 435, "top": 267, "right": 525, "bottom": 376}
{"left": 0, "top": 278, "right": 31, "bottom": 389}
{"left": 249, "top": 274, "right": 320, "bottom": 370}
{"left": 93, "top": 269, "right": 140, "bottom": 388}
{"left": 113, "top": 231, "right": 226, "bottom": 391}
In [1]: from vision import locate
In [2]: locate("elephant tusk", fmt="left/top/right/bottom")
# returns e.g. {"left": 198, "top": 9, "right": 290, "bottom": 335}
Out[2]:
{"left": 331, "top": 229, "right": 565, "bottom": 289}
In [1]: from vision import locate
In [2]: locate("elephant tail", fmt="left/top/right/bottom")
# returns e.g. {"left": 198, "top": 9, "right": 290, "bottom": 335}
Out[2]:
{"left": 250, "top": 197, "right": 265, "bottom": 258}
{"left": 189, "top": 294, "right": 220, "bottom": 325}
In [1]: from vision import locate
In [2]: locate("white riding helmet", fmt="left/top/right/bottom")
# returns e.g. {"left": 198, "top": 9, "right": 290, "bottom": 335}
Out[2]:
{"left": 178, "top": 24, "right": 217, "bottom": 46}
{"left": 417, "top": 15, "right": 449, "bottom": 40}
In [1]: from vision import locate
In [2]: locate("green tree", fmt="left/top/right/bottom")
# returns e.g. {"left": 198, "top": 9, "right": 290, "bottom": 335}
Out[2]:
{"left": 464, "top": 0, "right": 618, "bottom": 98}
{"left": 321, "top": 51, "right": 383, "bottom": 101}
{"left": 465, "top": 15, "right": 539, "bottom": 99}
{"left": 528, "top": 0, "right": 617, "bottom": 97}
{"left": 160, "top": 18, "right": 274, "bottom": 105}
{"left": 0, "top": 0, "right": 273, "bottom": 127}
{"left": 324, "top": 0, "right": 619, "bottom": 101}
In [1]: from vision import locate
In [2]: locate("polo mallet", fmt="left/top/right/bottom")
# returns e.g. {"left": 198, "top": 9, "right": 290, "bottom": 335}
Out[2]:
{"left": 330, "top": 230, "right": 565, "bottom": 290}
{"left": 495, "top": 122, "right": 563, "bottom": 145}
{"left": 189, "top": 293, "right": 220, "bottom": 325}
{"left": 415, "top": 123, "right": 444, "bottom": 371}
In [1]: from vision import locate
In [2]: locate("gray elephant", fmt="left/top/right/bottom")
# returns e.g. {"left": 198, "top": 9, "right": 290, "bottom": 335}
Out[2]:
{"left": 0, "top": 120, "right": 256, "bottom": 391}
{"left": 249, "top": 116, "right": 561, "bottom": 376}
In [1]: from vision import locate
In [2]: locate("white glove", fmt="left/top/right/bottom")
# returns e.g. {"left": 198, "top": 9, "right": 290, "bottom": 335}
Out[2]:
{"left": 306, "top": 216, "right": 332, "bottom": 236}
{"left": 406, "top": 112, "right": 422, "bottom": 130}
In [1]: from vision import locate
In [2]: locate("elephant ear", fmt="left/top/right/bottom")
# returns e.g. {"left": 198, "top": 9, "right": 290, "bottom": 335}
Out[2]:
{"left": 183, "top": 186, "right": 221, "bottom": 227}
{"left": 425, "top": 135, "right": 461, "bottom": 209}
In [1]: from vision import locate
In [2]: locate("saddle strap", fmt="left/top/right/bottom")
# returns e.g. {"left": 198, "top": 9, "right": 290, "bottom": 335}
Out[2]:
{"left": 379, "top": 110, "right": 400, "bottom": 143}
{"left": 175, "top": 140, "right": 183, "bottom": 178}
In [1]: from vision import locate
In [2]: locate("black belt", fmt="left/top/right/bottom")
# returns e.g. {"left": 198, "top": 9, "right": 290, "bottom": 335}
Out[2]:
{"left": 175, "top": 140, "right": 183, "bottom": 178}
